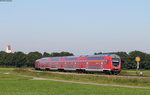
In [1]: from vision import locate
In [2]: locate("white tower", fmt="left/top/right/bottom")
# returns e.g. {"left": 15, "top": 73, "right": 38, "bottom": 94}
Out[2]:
{"left": 6, "top": 45, "right": 12, "bottom": 53}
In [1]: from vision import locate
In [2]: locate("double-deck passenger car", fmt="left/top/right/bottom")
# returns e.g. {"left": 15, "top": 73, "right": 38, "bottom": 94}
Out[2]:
{"left": 35, "top": 54, "right": 121, "bottom": 74}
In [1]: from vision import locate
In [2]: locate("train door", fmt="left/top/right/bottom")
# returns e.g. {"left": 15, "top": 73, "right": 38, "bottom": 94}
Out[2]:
{"left": 45, "top": 61, "right": 51, "bottom": 70}
{"left": 57, "top": 61, "right": 65, "bottom": 69}
{"left": 50, "top": 61, "right": 58, "bottom": 70}
{"left": 76, "top": 61, "right": 86, "bottom": 69}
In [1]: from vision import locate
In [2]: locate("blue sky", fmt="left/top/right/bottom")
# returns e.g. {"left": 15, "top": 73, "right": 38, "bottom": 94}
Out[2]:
{"left": 0, "top": 0, "right": 150, "bottom": 55}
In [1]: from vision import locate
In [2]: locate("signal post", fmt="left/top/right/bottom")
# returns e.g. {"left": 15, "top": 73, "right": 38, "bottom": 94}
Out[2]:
{"left": 135, "top": 57, "right": 140, "bottom": 75}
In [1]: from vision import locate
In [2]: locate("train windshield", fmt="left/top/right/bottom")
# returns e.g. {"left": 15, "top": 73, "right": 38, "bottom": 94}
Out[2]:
{"left": 112, "top": 58, "right": 120, "bottom": 67}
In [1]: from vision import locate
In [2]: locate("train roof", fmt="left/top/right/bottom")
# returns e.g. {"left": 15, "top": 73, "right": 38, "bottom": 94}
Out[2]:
{"left": 37, "top": 54, "right": 120, "bottom": 62}
{"left": 83, "top": 54, "right": 120, "bottom": 58}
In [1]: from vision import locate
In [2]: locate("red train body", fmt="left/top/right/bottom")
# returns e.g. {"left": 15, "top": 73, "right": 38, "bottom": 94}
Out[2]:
{"left": 35, "top": 54, "right": 121, "bottom": 74}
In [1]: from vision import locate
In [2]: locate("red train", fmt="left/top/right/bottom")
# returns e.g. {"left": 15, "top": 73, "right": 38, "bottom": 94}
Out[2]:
{"left": 35, "top": 54, "right": 121, "bottom": 75}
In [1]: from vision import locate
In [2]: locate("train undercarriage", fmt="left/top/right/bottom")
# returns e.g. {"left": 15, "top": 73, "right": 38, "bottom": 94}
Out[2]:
{"left": 35, "top": 68, "right": 121, "bottom": 75}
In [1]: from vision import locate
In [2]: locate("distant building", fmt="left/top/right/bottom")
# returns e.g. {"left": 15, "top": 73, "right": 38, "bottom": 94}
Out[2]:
{"left": 6, "top": 45, "right": 12, "bottom": 53}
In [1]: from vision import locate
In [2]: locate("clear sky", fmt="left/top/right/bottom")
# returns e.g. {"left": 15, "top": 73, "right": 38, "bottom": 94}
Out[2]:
{"left": 0, "top": 0, "right": 150, "bottom": 55}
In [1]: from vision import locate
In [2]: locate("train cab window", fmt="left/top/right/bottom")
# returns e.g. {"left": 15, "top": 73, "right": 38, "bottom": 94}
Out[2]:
{"left": 112, "top": 62, "right": 119, "bottom": 67}
{"left": 112, "top": 58, "right": 120, "bottom": 67}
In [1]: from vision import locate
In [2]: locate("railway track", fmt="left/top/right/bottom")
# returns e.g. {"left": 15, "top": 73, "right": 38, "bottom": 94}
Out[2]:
{"left": 31, "top": 69, "right": 150, "bottom": 79}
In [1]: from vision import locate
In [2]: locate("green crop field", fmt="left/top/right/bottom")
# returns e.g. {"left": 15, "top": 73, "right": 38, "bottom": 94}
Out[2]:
{"left": 0, "top": 68, "right": 150, "bottom": 95}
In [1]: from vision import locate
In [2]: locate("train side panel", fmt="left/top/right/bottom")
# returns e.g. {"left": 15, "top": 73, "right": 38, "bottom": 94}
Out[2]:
{"left": 76, "top": 57, "right": 87, "bottom": 70}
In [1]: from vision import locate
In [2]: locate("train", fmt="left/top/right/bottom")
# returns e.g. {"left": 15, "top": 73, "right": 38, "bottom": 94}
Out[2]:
{"left": 35, "top": 54, "right": 121, "bottom": 75}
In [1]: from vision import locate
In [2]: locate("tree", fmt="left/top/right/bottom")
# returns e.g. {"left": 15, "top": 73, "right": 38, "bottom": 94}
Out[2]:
{"left": 0, "top": 51, "right": 13, "bottom": 67}
{"left": 0, "top": 51, "right": 7, "bottom": 66}
{"left": 27, "top": 52, "right": 42, "bottom": 67}
{"left": 12, "top": 52, "right": 27, "bottom": 67}
{"left": 59, "top": 51, "right": 74, "bottom": 56}
{"left": 43, "top": 52, "right": 51, "bottom": 57}
{"left": 127, "top": 50, "right": 146, "bottom": 69}
{"left": 143, "top": 54, "right": 150, "bottom": 69}
{"left": 3, "top": 53, "right": 13, "bottom": 66}
{"left": 50, "top": 51, "right": 74, "bottom": 57}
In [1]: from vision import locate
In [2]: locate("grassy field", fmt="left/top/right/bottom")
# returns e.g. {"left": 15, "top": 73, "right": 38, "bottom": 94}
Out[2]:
{"left": 12, "top": 68, "right": 150, "bottom": 87}
{"left": 120, "top": 70, "right": 150, "bottom": 76}
{"left": 0, "top": 68, "right": 150, "bottom": 95}
{"left": 0, "top": 68, "right": 149, "bottom": 95}
{"left": 0, "top": 68, "right": 14, "bottom": 73}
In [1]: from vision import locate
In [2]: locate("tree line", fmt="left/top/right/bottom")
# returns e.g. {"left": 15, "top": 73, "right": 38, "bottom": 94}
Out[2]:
{"left": 0, "top": 51, "right": 73, "bottom": 67}
{"left": 0, "top": 50, "right": 150, "bottom": 69}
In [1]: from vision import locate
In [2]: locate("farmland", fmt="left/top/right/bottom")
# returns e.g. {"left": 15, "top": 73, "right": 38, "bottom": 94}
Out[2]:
{"left": 0, "top": 68, "right": 150, "bottom": 95}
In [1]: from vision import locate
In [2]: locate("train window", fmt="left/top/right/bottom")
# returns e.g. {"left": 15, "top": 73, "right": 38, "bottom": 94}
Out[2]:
{"left": 104, "top": 60, "right": 107, "bottom": 64}
{"left": 86, "top": 62, "right": 88, "bottom": 64}
{"left": 41, "top": 59, "right": 46, "bottom": 62}
{"left": 112, "top": 58, "right": 119, "bottom": 62}
{"left": 66, "top": 58, "right": 76, "bottom": 61}
{"left": 95, "top": 62, "right": 99, "bottom": 64}
{"left": 112, "top": 58, "right": 120, "bottom": 67}
{"left": 113, "top": 62, "right": 119, "bottom": 67}
{"left": 88, "top": 57, "right": 103, "bottom": 60}
{"left": 51, "top": 58, "right": 59, "bottom": 61}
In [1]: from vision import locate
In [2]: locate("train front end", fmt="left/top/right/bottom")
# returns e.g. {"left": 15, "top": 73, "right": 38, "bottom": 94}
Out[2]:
{"left": 109, "top": 54, "right": 121, "bottom": 74}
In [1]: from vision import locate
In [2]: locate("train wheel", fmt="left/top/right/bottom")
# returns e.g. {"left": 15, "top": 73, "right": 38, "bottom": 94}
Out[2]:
{"left": 113, "top": 72, "right": 117, "bottom": 75}
{"left": 58, "top": 69, "right": 64, "bottom": 72}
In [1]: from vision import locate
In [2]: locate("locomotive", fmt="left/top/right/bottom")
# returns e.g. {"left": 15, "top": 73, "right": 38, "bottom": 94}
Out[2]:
{"left": 35, "top": 54, "right": 121, "bottom": 75}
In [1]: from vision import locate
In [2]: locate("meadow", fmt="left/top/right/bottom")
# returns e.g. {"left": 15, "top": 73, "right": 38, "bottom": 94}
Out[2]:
{"left": 13, "top": 68, "right": 150, "bottom": 87}
{"left": 0, "top": 68, "right": 150, "bottom": 95}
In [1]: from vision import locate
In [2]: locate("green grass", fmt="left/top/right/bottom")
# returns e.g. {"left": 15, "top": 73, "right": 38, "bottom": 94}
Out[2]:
{"left": 120, "top": 70, "right": 150, "bottom": 76}
{"left": 0, "top": 75, "right": 149, "bottom": 95}
{"left": 12, "top": 68, "right": 150, "bottom": 87}
{"left": 0, "top": 68, "right": 31, "bottom": 81}
{"left": 0, "top": 68, "right": 14, "bottom": 73}
{"left": 0, "top": 68, "right": 150, "bottom": 95}
{"left": 0, "top": 80, "right": 150, "bottom": 95}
